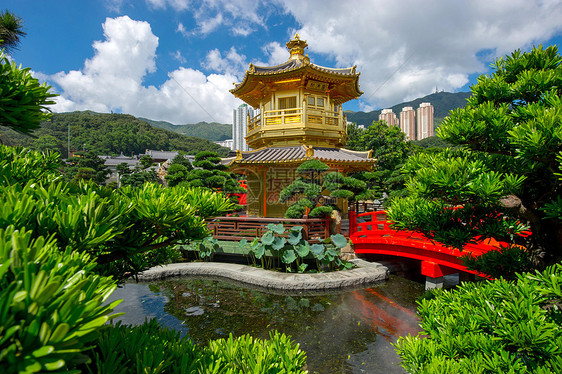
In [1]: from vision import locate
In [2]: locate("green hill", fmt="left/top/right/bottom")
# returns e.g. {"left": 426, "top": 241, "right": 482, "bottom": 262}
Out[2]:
{"left": 0, "top": 111, "right": 230, "bottom": 157}
{"left": 345, "top": 91, "right": 472, "bottom": 127}
{"left": 140, "top": 118, "right": 232, "bottom": 142}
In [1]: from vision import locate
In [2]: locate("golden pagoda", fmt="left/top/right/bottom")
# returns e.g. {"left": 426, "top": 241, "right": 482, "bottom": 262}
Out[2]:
{"left": 228, "top": 34, "right": 375, "bottom": 217}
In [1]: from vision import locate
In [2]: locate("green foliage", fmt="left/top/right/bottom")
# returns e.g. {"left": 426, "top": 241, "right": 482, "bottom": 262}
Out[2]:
{"left": 0, "top": 111, "right": 229, "bottom": 157}
{"left": 394, "top": 264, "right": 562, "bottom": 373}
{"left": 0, "top": 145, "right": 60, "bottom": 185}
{"left": 0, "top": 10, "right": 26, "bottom": 53}
{"left": 389, "top": 45, "right": 562, "bottom": 268}
{"left": 281, "top": 159, "right": 371, "bottom": 218}
{"left": 0, "top": 50, "right": 56, "bottom": 135}
{"left": 63, "top": 151, "right": 110, "bottom": 185}
{"left": 139, "top": 155, "right": 154, "bottom": 169}
{"left": 243, "top": 224, "right": 353, "bottom": 272}
{"left": 140, "top": 118, "right": 232, "bottom": 142}
{"left": 190, "top": 236, "right": 221, "bottom": 261}
{"left": 0, "top": 146, "right": 234, "bottom": 278}
{"left": 462, "top": 245, "right": 533, "bottom": 280}
{"left": 171, "top": 151, "right": 243, "bottom": 211}
{"left": 410, "top": 135, "right": 453, "bottom": 149}
{"left": 85, "top": 319, "right": 307, "bottom": 374}
{"left": 346, "top": 120, "right": 414, "bottom": 204}
{"left": 0, "top": 227, "right": 120, "bottom": 373}
{"left": 119, "top": 168, "right": 159, "bottom": 188}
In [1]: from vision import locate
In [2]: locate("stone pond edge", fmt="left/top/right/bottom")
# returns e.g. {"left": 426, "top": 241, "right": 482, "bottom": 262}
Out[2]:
{"left": 136, "top": 259, "right": 389, "bottom": 291}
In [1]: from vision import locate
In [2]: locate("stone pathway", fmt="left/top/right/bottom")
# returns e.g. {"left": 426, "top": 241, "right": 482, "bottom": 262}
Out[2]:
{"left": 137, "top": 259, "right": 388, "bottom": 291}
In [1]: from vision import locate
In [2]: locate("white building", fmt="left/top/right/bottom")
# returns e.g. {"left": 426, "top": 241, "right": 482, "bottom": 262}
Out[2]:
{"left": 400, "top": 106, "right": 416, "bottom": 140}
{"left": 416, "top": 102, "right": 434, "bottom": 140}
{"left": 233, "top": 103, "right": 254, "bottom": 151}
{"left": 379, "top": 108, "right": 399, "bottom": 126}
{"left": 215, "top": 139, "right": 234, "bottom": 150}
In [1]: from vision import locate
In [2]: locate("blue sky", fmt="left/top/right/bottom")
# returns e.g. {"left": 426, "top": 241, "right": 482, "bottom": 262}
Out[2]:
{"left": 4, "top": 0, "right": 562, "bottom": 125}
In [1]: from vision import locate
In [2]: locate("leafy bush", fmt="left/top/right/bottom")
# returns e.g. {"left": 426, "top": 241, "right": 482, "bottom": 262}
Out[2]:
{"left": 0, "top": 227, "right": 120, "bottom": 373}
{"left": 462, "top": 244, "right": 533, "bottom": 280}
{"left": 394, "top": 263, "right": 562, "bottom": 373}
{"left": 0, "top": 50, "right": 56, "bottom": 134}
{"left": 85, "top": 319, "right": 307, "bottom": 374}
{"left": 0, "top": 158, "right": 233, "bottom": 278}
{"left": 0, "top": 146, "right": 60, "bottom": 185}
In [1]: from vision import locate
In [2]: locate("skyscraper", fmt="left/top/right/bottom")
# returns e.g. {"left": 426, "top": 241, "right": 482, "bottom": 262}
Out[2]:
{"left": 400, "top": 106, "right": 416, "bottom": 140}
{"left": 379, "top": 108, "right": 398, "bottom": 126}
{"left": 416, "top": 102, "right": 434, "bottom": 140}
{"left": 232, "top": 103, "right": 254, "bottom": 151}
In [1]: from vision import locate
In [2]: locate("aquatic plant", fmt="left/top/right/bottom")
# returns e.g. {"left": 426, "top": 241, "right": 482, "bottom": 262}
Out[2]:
{"left": 239, "top": 223, "right": 354, "bottom": 272}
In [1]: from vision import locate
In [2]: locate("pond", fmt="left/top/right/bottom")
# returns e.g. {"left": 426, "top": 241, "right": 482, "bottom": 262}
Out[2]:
{"left": 107, "top": 275, "right": 424, "bottom": 374}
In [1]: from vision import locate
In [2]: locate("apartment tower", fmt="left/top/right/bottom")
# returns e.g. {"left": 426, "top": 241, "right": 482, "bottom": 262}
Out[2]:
{"left": 416, "top": 102, "right": 434, "bottom": 140}
{"left": 232, "top": 103, "right": 254, "bottom": 151}
{"left": 400, "top": 106, "right": 416, "bottom": 140}
{"left": 379, "top": 108, "right": 398, "bottom": 126}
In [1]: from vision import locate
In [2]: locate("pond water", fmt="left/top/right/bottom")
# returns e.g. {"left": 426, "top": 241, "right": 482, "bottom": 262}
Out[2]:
{"left": 107, "top": 275, "right": 424, "bottom": 374}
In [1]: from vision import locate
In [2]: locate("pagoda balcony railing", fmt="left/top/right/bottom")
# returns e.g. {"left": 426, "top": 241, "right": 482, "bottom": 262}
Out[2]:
{"left": 248, "top": 108, "right": 345, "bottom": 133}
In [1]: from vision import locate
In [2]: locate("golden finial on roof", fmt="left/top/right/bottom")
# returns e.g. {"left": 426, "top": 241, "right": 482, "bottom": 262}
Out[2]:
{"left": 286, "top": 33, "right": 308, "bottom": 61}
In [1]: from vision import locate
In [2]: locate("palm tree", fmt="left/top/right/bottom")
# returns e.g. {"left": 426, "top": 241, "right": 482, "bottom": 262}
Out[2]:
{"left": 0, "top": 10, "right": 26, "bottom": 54}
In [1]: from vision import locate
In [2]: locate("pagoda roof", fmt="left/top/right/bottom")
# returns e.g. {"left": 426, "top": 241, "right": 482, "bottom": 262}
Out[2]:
{"left": 224, "top": 145, "right": 375, "bottom": 167}
{"left": 230, "top": 35, "right": 362, "bottom": 108}
{"left": 247, "top": 58, "right": 357, "bottom": 77}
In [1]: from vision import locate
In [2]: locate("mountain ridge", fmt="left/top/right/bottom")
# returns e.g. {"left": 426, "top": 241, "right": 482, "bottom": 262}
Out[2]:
{"left": 345, "top": 91, "right": 471, "bottom": 127}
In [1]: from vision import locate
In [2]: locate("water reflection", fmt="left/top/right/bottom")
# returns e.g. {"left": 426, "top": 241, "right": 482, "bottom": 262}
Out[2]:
{"left": 107, "top": 275, "right": 423, "bottom": 374}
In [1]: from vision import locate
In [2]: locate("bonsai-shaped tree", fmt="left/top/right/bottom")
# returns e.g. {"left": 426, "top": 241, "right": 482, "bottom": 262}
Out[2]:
{"left": 280, "top": 159, "right": 369, "bottom": 218}
{"left": 64, "top": 150, "right": 110, "bottom": 185}
{"left": 172, "top": 151, "right": 244, "bottom": 207}
{"left": 280, "top": 159, "right": 331, "bottom": 218}
{"left": 388, "top": 45, "right": 562, "bottom": 275}
{"left": 164, "top": 153, "right": 193, "bottom": 187}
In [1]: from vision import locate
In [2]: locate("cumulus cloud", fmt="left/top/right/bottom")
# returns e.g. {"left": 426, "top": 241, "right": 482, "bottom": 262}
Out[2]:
{"left": 48, "top": 16, "right": 241, "bottom": 124}
{"left": 204, "top": 47, "right": 247, "bottom": 77}
{"left": 278, "top": 0, "right": 562, "bottom": 109}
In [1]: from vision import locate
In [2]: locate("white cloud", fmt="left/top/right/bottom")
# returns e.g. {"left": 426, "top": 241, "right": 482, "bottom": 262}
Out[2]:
{"left": 146, "top": 0, "right": 190, "bottom": 11}
{"left": 171, "top": 50, "right": 187, "bottom": 64}
{"left": 175, "top": 0, "right": 277, "bottom": 37}
{"left": 198, "top": 13, "right": 224, "bottom": 35}
{"left": 262, "top": 42, "right": 288, "bottom": 65}
{"left": 176, "top": 22, "right": 189, "bottom": 37}
{"left": 203, "top": 47, "right": 247, "bottom": 77}
{"left": 48, "top": 16, "right": 242, "bottom": 124}
{"left": 278, "top": 0, "right": 562, "bottom": 109}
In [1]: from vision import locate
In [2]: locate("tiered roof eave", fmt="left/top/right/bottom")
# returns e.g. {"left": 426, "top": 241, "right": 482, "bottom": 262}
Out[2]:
{"left": 230, "top": 59, "right": 363, "bottom": 108}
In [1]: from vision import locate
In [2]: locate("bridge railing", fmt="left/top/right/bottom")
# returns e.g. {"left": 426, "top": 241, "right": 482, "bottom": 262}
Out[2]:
{"left": 349, "top": 210, "right": 501, "bottom": 257}
{"left": 207, "top": 216, "right": 330, "bottom": 242}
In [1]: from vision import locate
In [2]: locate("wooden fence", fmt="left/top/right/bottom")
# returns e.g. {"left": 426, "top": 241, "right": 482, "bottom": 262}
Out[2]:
{"left": 207, "top": 216, "right": 330, "bottom": 242}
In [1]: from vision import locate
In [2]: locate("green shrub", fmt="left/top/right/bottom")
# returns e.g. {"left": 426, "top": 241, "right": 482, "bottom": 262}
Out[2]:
{"left": 0, "top": 227, "right": 120, "bottom": 373}
{"left": 394, "top": 263, "right": 562, "bottom": 373}
{"left": 205, "top": 330, "right": 307, "bottom": 373}
{"left": 85, "top": 319, "right": 307, "bottom": 374}
{"left": 0, "top": 146, "right": 60, "bottom": 185}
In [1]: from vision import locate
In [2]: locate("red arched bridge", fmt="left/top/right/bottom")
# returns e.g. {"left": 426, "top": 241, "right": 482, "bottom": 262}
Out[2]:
{"left": 349, "top": 211, "right": 509, "bottom": 288}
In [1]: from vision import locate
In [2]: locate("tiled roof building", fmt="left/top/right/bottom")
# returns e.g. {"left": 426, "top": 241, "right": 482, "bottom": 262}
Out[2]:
{"left": 228, "top": 34, "right": 375, "bottom": 217}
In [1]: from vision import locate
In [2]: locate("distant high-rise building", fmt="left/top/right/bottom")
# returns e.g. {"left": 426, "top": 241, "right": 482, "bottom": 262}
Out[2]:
{"left": 416, "top": 102, "right": 434, "bottom": 140}
{"left": 400, "top": 106, "right": 416, "bottom": 140}
{"left": 379, "top": 108, "right": 398, "bottom": 126}
{"left": 233, "top": 104, "right": 254, "bottom": 151}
